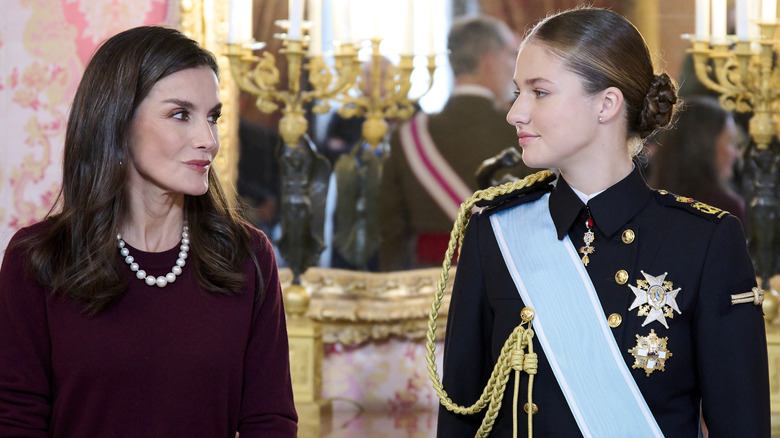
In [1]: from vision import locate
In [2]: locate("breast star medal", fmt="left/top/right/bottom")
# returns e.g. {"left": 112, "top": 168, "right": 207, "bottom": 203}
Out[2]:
{"left": 628, "top": 329, "right": 672, "bottom": 376}
{"left": 628, "top": 270, "right": 681, "bottom": 329}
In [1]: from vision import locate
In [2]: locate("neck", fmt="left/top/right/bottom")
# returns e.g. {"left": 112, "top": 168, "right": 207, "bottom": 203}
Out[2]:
{"left": 120, "top": 187, "right": 186, "bottom": 252}
{"left": 560, "top": 148, "right": 634, "bottom": 196}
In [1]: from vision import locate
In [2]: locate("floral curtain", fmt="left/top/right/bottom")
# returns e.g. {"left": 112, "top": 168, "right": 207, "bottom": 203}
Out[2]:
{"left": 0, "top": 0, "right": 173, "bottom": 263}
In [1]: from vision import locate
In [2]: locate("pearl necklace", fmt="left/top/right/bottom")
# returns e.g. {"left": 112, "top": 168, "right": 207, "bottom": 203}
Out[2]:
{"left": 116, "top": 223, "right": 189, "bottom": 288}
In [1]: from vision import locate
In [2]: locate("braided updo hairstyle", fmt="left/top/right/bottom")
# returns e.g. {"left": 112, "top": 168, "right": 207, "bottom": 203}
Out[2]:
{"left": 524, "top": 8, "right": 679, "bottom": 156}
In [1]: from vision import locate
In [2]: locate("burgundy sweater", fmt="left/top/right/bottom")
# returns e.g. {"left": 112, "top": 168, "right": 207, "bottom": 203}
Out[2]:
{"left": 0, "top": 221, "right": 297, "bottom": 437}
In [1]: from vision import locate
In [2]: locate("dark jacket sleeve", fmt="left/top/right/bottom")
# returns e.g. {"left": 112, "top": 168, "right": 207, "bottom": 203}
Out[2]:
{"left": 0, "top": 229, "right": 51, "bottom": 437}
{"left": 437, "top": 213, "right": 495, "bottom": 437}
{"left": 695, "top": 215, "right": 770, "bottom": 437}
{"left": 237, "top": 231, "right": 298, "bottom": 437}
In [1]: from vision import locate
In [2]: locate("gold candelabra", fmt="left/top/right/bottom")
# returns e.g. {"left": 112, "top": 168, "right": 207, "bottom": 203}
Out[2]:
{"left": 332, "top": 38, "right": 437, "bottom": 148}
{"left": 225, "top": 23, "right": 439, "bottom": 280}
{"left": 687, "top": 23, "right": 780, "bottom": 323}
{"left": 224, "top": 24, "right": 439, "bottom": 431}
{"left": 225, "top": 37, "right": 360, "bottom": 148}
{"left": 687, "top": 24, "right": 780, "bottom": 149}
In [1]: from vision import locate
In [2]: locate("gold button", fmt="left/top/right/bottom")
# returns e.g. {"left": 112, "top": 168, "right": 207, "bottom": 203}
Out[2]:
{"left": 615, "top": 270, "right": 628, "bottom": 285}
{"left": 524, "top": 402, "right": 538, "bottom": 415}
{"left": 622, "top": 229, "right": 635, "bottom": 244}
{"left": 520, "top": 307, "right": 535, "bottom": 323}
{"left": 607, "top": 313, "right": 622, "bottom": 328}
{"left": 658, "top": 190, "right": 668, "bottom": 195}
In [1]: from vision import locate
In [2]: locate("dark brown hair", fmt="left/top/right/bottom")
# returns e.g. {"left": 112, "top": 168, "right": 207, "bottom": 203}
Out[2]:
{"left": 650, "top": 96, "right": 734, "bottom": 196}
{"left": 524, "top": 8, "right": 679, "bottom": 153}
{"left": 16, "top": 26, "right": 263, "bottom": 313}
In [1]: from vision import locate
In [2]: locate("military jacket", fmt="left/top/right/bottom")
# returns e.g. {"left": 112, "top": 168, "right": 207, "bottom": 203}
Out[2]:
{"left": 378, "top": 94, "right": 534, "bottom": 270}
{"left": 438, "top": 168, "right": 770, "bottom": 437}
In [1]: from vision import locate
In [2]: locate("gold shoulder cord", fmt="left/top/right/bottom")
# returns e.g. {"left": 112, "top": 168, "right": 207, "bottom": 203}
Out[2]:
{"left": 425, "top": 170, "right": 553, "bottom": 438}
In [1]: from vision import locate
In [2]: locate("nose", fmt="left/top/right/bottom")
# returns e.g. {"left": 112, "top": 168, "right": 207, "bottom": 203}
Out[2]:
{"left": 506, "top": 95, "right": 530, "bottom": 127}
{"left": 729, "top": 143, "right": 740, "bottom": 160}
{"left": 195, "top": 118, "right": 218, "bottom": 152}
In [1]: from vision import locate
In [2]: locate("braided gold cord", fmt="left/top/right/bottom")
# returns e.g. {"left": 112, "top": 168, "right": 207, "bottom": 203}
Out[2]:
{"left": 425, "top": 170, "right": 553, "bottom": 438}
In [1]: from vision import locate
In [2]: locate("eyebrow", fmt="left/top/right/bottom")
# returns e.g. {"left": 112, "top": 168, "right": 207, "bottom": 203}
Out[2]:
{"left": 525, "top": 78, "right": 552, "bottom": 86}
{"left": 162, "top": 98, "right": 222, "bottom": 113}
{"left": 513, "top": 77, "right": 553, "bottom": 88}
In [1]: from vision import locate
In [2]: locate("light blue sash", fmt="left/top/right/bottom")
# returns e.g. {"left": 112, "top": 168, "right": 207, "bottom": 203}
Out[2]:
{"left": 490, "top": 193, "right": 663, "bottom": 438}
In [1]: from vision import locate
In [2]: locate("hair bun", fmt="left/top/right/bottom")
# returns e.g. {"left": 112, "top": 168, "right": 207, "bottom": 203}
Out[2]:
{"left": 638, "top": 73, "right": 678, "bottom": 139}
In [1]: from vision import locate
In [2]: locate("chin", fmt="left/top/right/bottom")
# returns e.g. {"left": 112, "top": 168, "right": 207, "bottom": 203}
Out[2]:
{"left": 179, "top": 183, "right": 210, "bottom": 197}
{"left": 520, "top": 153, "right": 550, "bottom": 171}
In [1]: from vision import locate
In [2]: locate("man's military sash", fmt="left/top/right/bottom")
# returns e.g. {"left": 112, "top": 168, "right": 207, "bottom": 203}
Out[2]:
{"left": 490, "top": 193, "right": 664, "bottom": 438}
{"left": 399, "top": 112, "right": 472, "bottom": 221}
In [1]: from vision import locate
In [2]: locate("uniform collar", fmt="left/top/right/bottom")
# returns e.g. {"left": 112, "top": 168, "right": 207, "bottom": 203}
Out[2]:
{"left": 550, "top": 166, "right": 652, "bottom": 240}
{"left": 450, "top": 84, "right": 496, "bottom": 100}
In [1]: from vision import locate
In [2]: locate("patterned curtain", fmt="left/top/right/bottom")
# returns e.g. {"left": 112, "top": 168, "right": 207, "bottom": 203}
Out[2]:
{"left": 478, "top": 0, "right": 635, "bottom": 34}
{"left": 0, "top": 0, "right": 172, "bottom": 263}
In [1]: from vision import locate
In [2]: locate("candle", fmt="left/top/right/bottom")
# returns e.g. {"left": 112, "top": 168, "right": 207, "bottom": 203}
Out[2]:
{"left": 711, "top": 0, "right": 727, "bottom": 42}
{"left": 307, "top": 0, "right": 322, "bottom": 55}
{"left": 737, "top": 0, "right": 749, "bottom": 40}
{"left": 288, "top": 0, "right": 304, "bottom": 40}
{"left": 695, "top": 0, "right": 710, "bottom": 40}
{"left": 228, "top": 0, "right": 253, "bottom": 44}
{"left": 748, "top": 0, "right": 761, "bottom": 39}
{"left": 332, "top": 0, "right": 351, "bottom": 43}
{"left": 763, "top": 0, "right": 777, "bottom": 22}
{"left": 401, "top": 0, "right": 415, "bottom": 54}
{"left": 750, "top": 0, "right": 761, "bottom": 38}
{"left": 349, "top": 1, "right": 362, "bottom": 43}
{"left": 373, "top": 3, "right": 382, "bottom": 38}
{"left": 428, "top": 0, "right": 436, "bottom": 54}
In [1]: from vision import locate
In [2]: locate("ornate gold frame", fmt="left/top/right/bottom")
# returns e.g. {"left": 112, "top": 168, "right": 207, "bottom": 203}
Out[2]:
{"left": 279, "top": 267, "right": 453, "bottom": 344}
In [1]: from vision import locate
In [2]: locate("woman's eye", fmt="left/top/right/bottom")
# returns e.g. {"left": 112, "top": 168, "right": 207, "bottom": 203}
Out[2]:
{"left": 207, "top": 113, "right": 222, "bottom": 124}
{"left": 172, "top": 111, "right": 189, "bottom": 121}
{"left": 533, "top": 90, "right": 548, "bottom": 98}
{"left": 513, "top": 90, "right": 520, "bottom": 98}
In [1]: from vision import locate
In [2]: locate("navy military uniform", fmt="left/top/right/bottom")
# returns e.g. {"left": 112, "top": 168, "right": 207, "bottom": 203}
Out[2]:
{"left": 438, "top": 167, "right": 770, "bottom": 437}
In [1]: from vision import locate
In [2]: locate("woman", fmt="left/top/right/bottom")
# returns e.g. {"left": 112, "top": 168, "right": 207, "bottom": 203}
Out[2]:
{"left": 650, "top": 95, "right": 746, "bottom": 225}
{"left": 0, "top": 27, "right": 297, "bottom": 437}
{"left": 431, "top": 8, "right": 769, "bottom": 437}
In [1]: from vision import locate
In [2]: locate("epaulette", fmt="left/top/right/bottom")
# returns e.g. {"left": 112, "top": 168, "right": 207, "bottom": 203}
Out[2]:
{"left": 476, "top": 170, "right": 556, "bottom": 214}
{"left": 653, "top": 189, "right": 730, "bottom": 223}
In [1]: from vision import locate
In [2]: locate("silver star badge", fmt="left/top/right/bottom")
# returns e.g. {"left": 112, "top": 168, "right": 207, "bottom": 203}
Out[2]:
{"left": 628, "top": 271, "right": 681, "bottom": 329}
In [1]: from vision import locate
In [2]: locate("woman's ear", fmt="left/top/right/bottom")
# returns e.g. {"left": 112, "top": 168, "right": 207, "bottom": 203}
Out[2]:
{"left": 598, "top": 86, "right": 624, "bottom": 123}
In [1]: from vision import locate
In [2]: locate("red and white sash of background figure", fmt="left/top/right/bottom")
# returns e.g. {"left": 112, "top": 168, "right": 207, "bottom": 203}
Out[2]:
{"left": 399, "top": 112, "right": 473, "bottom": 221}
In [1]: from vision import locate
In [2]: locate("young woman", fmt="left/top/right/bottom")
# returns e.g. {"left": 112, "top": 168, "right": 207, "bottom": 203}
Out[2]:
{"left": 0, "top": 26, "right": 297, "bottom": 437}
{"left": 433, "top": 8, "right": 769, "bottom": 437}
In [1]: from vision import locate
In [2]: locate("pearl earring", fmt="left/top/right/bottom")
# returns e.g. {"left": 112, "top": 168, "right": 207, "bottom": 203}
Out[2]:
{"left": 598, "top": 116, "right": 603, "bottom": 122}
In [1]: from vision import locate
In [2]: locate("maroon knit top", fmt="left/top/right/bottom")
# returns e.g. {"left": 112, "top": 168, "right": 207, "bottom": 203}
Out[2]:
{"left": 0, "top": 221, "right": 297, "bottom": 437}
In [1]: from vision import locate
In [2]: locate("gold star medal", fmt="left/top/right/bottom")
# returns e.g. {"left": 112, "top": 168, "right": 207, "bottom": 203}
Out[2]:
{"left": 628, "top": 329, "right": 672, "bottom": 376}
{"left": 628, "top": 271, "right": 681, "bottom": 329}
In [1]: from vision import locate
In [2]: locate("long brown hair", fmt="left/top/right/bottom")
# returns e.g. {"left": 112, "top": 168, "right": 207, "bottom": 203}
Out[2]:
{"left": 650, "top": 96, "right": 733, "bottom": 196}
{"left": 15, "top": 26, "right": 263, "bottom": 313}
{"left": 524, "top": 8, "right": 678, "bottom": 152}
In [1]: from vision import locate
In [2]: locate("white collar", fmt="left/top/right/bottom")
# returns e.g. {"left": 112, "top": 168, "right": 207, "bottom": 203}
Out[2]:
{"left": 571, "top": 186, "right": 605, "bottom": 204}
{"left": 450, "top": 84, "right": 495, "bottom": 100}
{"left": 569, "top": 163, "right": 635, "bottom": 204}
